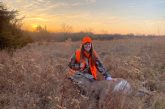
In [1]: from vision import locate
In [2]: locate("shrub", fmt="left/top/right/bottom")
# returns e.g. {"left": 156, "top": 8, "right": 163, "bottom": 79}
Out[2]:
{"left": 0, "top": 2, "right": 33, "bottom": 50}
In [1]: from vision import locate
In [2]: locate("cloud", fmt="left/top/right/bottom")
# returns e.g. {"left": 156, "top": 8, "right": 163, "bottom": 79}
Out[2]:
{"left": 25, "top": 17, "right": 48, "bottom": 22}
{"left": 85, "top": 0, "right": 96, "bottom": 4}
{"left": 45, "top": 2, "right": 81, "bottom": 9}
{"left": 160, "top": 0, "right": 165, "bottom": 3}
{"left": 3, "top": 0, "right": 96, "bottom": 15}
{"left": 127, "top": 2, "right": 138, "bottom": 8}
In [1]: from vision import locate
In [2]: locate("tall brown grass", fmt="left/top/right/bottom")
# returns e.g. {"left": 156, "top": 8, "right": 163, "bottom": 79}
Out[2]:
{"left": 0, "top": 37, "right": 165, "bottom": 109}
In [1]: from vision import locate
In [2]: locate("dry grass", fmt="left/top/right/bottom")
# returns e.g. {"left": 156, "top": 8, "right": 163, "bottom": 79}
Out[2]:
{"left": 0, "top": 37, "right": 165, "bottom": 109}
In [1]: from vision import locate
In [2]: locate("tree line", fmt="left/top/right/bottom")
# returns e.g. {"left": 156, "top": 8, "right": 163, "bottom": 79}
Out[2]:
{"left": 0, "top": 2, "right": 32, "bottom": 50}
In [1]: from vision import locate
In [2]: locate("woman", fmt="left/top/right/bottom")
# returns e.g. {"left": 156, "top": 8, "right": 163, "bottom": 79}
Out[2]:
{"left": 68, "top": 36, "right": 113, "bottom": 81}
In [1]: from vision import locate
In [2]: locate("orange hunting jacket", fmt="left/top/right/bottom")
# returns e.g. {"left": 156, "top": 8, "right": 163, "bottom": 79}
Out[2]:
{"left": 69, "top": 49, "right": 110, "bottom": 80}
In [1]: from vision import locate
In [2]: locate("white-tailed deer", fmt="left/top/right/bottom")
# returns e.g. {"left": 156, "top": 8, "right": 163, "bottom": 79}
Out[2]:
{"left": 68, "top": 73, "right": 132, "bottom": 109}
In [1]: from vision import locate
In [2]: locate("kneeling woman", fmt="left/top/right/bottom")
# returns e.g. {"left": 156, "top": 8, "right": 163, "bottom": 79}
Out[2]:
{"left": 69, "top": 36, "right": 113, "bottom": 81}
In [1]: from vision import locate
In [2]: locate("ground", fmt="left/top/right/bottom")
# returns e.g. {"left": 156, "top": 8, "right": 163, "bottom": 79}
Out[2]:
{"left": 0, "top": 37, "right": 165, "bottom": 109}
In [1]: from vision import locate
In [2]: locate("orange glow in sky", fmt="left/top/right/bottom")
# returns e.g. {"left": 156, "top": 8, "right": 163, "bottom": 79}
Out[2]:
{"left": 3, "top": 0, "right": 165, "bottom": 35}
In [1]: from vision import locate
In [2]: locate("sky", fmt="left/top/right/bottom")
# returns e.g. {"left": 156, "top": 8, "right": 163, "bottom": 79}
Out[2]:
{"left": 1, "top": 0, "right": 165, "bottom": 35}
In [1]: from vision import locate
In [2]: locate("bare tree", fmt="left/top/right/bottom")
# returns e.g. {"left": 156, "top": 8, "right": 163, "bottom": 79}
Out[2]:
{"left": 61, "top": 24, "right": 73, "bottom": 40}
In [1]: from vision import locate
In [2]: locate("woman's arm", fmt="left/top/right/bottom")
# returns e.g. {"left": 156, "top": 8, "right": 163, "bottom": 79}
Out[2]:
{"left": 68, "top": 53, "right": 80, "bottom": 70}
{"left": 95, "top": 57, "right": 111, "bottom": 79}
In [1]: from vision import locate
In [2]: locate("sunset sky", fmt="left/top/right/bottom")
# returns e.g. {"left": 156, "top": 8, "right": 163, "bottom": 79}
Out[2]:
{"left": 1, "top": 0, "right": 165, "bottom": 35}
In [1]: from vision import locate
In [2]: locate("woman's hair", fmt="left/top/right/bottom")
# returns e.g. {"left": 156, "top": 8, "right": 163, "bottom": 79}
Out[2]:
{"left": 80, "top": 43, "right": 96, "bottom": 66}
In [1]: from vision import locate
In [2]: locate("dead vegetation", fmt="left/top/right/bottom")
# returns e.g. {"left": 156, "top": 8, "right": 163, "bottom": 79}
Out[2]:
{"left": 0, "top": 37, "right": 165, "bottom": 109}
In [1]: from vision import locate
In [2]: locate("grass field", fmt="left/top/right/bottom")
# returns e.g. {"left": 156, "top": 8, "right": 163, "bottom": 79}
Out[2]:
{"left": 0, "top": 37, "right": 165, "bottom": 109}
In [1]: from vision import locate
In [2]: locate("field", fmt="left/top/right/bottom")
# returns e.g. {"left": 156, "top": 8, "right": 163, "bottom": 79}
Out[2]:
{"left": 0, "top": 37, "right": 165, "bottom": 109}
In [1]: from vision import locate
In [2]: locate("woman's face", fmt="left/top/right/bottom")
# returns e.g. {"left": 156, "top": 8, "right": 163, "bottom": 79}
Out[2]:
{"left": 83, "top": 42, "right": 92, "bottom": 52}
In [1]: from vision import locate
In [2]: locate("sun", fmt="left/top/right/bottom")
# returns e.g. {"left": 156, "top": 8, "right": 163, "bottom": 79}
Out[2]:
{"left": 31, "top": 24, "right": 39, "bottom": 30}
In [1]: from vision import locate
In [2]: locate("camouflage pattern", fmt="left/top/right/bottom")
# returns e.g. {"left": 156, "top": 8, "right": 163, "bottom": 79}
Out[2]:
{"left": 69, "top": 53, "right": 111, "bottom": 79}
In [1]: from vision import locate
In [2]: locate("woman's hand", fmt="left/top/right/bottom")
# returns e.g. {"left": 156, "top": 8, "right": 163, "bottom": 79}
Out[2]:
{"left": 80, "top": 63, "right": 85, "bottom": 70}
{"left": 106, "top": 77, "right": 117, "bottom": 82}
{"left": 106, "top": 76, "right": 112, "bottom": 80}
